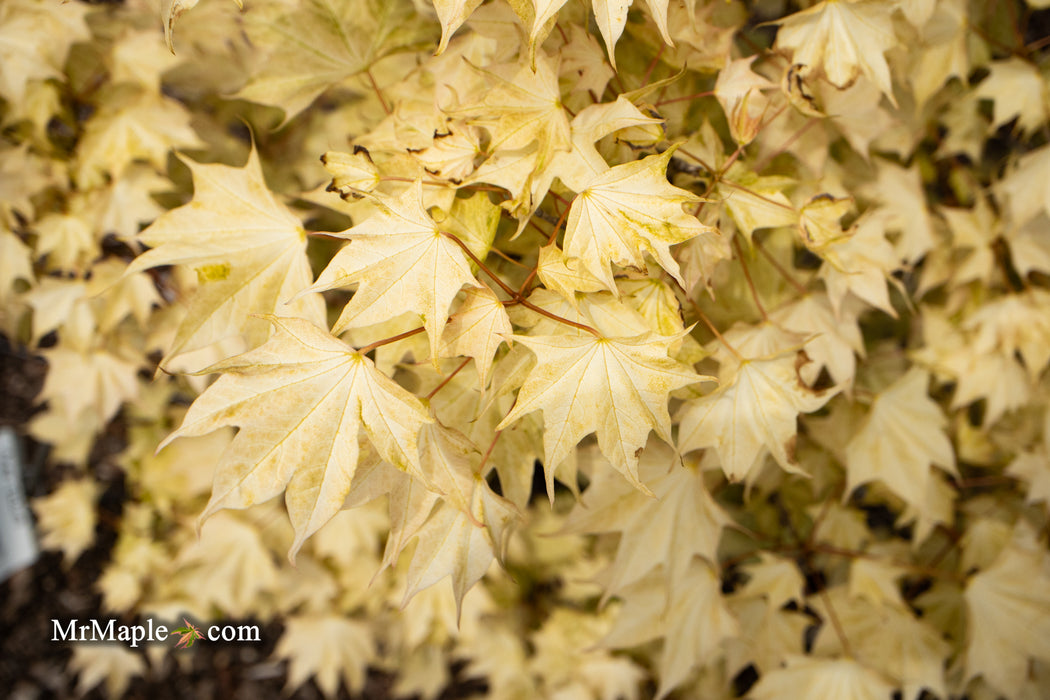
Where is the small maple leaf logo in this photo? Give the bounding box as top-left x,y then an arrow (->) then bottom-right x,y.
172,619 -> 203,649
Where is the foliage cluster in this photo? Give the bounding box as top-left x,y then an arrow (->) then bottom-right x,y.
5,0 -> 1050,698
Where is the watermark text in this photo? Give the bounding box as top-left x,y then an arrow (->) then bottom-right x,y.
51,618 -> 261,648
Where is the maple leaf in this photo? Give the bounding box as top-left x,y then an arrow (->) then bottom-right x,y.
591,0 -> 673,69
497,332 -> 709,493
975,57 -> 1049,135
0,0 -> 89,107
433,0 -> 484,54
171,619 -> 204,649
964,534 -> 1050,698
603,562 -> 739,699
749,655 -> 895,700
236,0 -> 437,123
304,180 -> 481,363
456,53 -> 571,171
70,646 -> 146,699
163,316 -> 432,559
774,0 -> 899,106
163,0 -> 243,53
74,86 -> 204,189
402,478 -> 518,616
127,147 -> 324,362
812,587 -> 951,700
819,211 -> 899,317
563,443 -> 730,598
274,615 -> 375,698
715,57 -> 775,145
0,228 -> 33,303
438,286 -> 512,388
678,351 -> 829,484
564,148 -> 716,292
998,144 -> 1050,226
32,478 -> 99,565
844,368 -> 956,509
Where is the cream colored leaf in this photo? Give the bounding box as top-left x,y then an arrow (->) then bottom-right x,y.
812,588 -> 951,700
820,211 -> 898,317
497,332 -> 708,492
565,148 -> 715,291
176,511 -> 279,616
964,538 -> 1050,698
0,227 -> 33,302
0,0 -> 89,106
439,286 -> 512,388
458,53 -> 571,168
725,598 -> 808,676
775,0 -> 899,105
274,615 -> 375,698
998,144 -> 1050,226
974,57 -> 1049,134
771,293 -> 864,389
127,147 -> 324,361
236,0 -> 435,123
307,180 -> 480,363
402,480 -> 518,616
32,478 -> 99,565
74,87 -> 203,189
71,646 -> 146,699
563,443 -> 731,597
321,147 -> 380,197
37,346 -> 139,426
678,352 -> 829,483
593,0 -> 631,69
433,0 -> 485,54
537,242 -> 609,306
749,655 -> 894,700
844,368 -> 955,509
715,57 -> 775,145
604,562 -> 739,699
736,553 -> 805,610
165,317 -> 432,559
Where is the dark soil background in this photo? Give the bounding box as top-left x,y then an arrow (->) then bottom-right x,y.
0,336 -> 486,700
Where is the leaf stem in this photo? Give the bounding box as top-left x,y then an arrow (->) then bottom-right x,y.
641,44 -> 665,89
817,588 -> 854,658
692,302 -> 744,362
441,231 -> 602,337
517,197 -> 573,296
366,70 -> 391,115
425,357 -> 472,400
734,236 -> 769,321
358,326 -> 425,354
754,235 -> 808,295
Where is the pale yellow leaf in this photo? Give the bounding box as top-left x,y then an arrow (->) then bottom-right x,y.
497,332 -> 708,492
128,146 -> 324,361
165,317 -> 432,559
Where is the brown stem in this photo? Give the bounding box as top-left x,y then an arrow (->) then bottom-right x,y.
442,231 -> 602,337
425,357 -> 472,400
755,236 -> 808,295
692,303 -> 744,362
642,44 -> 665,88
752,116 -> 820,173
733,236 -> 768,321
517,197 -> 573,296
818,588 -> 854,658
366,70 -> 391,116
358,326 -> 425,354
477,429 -> 503,476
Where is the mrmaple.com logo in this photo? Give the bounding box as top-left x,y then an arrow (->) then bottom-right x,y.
51,618 -> 260,648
